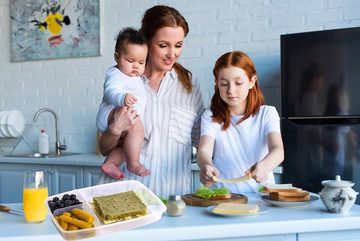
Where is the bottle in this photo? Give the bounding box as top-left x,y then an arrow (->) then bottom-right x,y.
38,129 -> 49,154
166,195 -> 186,217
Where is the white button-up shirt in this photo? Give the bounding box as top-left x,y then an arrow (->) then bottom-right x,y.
98,69 -> 205,198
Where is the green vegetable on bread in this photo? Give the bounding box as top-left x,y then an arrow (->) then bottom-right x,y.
195,186 -> 229,199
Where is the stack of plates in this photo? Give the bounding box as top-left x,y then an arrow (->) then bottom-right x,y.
0,110 -> 25,138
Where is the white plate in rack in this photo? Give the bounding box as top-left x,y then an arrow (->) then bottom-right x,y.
0,111 -> 10,138
6,110 -> 25,138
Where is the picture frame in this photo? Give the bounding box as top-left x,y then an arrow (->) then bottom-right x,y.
10,0 -> 100,62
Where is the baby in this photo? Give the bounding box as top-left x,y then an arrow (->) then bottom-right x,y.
96,27 -> 150,179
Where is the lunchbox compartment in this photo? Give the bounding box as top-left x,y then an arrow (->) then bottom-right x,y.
46,180 -> 166,240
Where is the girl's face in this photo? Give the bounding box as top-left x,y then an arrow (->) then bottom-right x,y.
147,26 -> 185,72
216,66 -> 256,115
115,43 -> 148,77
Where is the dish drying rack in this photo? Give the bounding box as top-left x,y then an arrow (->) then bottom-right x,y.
0,124 -> 36,155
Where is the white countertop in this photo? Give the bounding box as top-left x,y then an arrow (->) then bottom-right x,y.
1,194 -> 360,241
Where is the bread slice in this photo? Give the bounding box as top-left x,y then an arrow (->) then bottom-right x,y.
269,191 -> 310,202
93,191 -> 147,223
213,203 -> 259,214
264,185 -> 302,193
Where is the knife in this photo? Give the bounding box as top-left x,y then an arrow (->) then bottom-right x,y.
212,174 -> 252,184
0,204 -> 23,215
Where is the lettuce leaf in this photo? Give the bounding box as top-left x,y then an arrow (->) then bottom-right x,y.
195,186 -> 229,199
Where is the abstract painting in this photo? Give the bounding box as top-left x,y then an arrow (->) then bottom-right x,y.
10,0 -> 100,62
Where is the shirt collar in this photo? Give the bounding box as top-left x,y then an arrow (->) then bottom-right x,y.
141,68 -> 176,82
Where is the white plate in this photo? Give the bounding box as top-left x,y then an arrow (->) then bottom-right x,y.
0,111 -> 10,138
6,110 -> 25,137
261,195 -> 319,207
206,204 -> 269,217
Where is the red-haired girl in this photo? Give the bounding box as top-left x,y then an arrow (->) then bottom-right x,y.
197,51 -> 284,193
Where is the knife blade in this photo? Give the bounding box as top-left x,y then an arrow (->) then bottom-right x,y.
212,174 -> 252,184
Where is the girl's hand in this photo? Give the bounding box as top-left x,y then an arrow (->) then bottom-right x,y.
124,94 -> 138,107
200,164 -> 219,187
245,162 -> 269,183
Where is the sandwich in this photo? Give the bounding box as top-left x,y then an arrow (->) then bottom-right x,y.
262,183 -> 302,193
269,190 -> 310,202
93,191 -> 147,224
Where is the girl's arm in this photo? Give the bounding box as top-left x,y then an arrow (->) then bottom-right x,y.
246,132 -> 284,183
197,135 -> 219,186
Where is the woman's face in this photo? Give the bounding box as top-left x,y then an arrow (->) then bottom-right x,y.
216,66 -> 256,115
147,26 -> 185,72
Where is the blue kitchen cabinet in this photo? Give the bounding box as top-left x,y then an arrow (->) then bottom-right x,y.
0,163 -> 51,203
0,163 -> 100,203
50,165 -> 83,195
83,166 -> 101,187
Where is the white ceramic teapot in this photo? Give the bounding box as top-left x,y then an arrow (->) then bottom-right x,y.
319,175 -> 358,213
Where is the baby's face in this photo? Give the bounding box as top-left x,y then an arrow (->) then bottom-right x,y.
115,43 -> 148,77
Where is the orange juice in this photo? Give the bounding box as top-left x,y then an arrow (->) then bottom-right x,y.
23,187 -> 48,222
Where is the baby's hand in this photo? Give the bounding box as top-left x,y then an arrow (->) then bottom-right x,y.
124,94 -> 138,107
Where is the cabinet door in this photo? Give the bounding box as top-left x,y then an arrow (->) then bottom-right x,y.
0,163 -> 50,203
83,166 -> 101,187
50,165 -> 83,195
298,230 -> 360,241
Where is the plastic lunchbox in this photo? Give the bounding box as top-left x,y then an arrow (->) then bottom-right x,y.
46,180 -> 167,240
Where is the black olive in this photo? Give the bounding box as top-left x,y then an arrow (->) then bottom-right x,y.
70,194 -> 77,200
48,201 -> 56,209
52,197 -> 60,202
55,200 -> 61,207
62,194 -> 70,200
64,200 -> 72,207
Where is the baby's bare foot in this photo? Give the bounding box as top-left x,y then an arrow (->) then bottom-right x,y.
127,163 -> 151,177
101,162 -> 125,179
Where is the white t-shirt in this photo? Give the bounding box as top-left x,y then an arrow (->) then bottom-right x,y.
96,66 -> 147,132
201,105 -> 281,193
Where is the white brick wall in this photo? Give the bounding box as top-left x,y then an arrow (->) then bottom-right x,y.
0,0 -> 359,153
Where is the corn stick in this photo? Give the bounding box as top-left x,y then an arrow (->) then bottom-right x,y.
71,208 -> 95,223
59,215 -> 92,229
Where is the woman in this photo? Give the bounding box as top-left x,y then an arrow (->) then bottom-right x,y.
197,51 -> 284,193
98,5 -> 205,198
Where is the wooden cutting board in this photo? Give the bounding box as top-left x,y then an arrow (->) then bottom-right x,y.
182,193 -> 248,207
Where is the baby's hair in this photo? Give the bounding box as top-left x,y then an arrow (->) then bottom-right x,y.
115,27 -> 148,53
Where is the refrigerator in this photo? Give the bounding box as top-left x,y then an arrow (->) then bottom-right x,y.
280,27 -> 360,203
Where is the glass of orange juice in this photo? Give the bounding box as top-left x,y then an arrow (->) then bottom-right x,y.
23,170 -> 49,223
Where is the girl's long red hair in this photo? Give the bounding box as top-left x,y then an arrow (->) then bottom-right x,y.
211,51 -> 265,130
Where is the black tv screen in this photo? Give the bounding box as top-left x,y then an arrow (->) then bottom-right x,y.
281,27 -> 360,118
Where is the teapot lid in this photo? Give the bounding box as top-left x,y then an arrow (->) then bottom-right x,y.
321,175 -> 354,188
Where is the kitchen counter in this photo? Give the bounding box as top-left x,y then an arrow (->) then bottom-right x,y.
0,153 -> 104,166
1,194 -> 360,241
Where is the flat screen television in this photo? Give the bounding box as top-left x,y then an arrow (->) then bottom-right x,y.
281,27 -> 360,203
281,27 -> 360,119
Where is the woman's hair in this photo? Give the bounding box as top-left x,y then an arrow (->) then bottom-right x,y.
211,51 -> 265,130
140,5 -> 192,92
